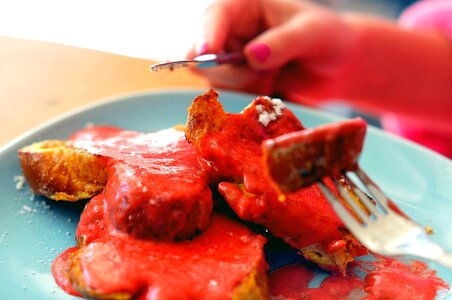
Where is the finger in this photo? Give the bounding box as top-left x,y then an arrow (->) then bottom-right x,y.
193,65 -> 275,95
274,63 -> 330,104
197,65 -> 258,89
273,64 -> 309,101
186,45 -> 197,60
245,11 -> 351,70
195,0 -> 234,55
195,0 -> 264,55
244,15 -> 320,69
259,0 -> 317,27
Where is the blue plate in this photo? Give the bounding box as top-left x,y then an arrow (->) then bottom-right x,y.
0,89 -> 451,299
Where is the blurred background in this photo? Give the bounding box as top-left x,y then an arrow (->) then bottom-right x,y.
0,0 -> 417,61
0,0 -> 426,145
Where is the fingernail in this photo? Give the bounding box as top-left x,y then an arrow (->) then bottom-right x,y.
248,43 -> 271,63
197,42 -> 209,55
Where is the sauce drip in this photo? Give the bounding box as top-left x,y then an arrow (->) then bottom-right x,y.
52,126 -> 268,299
69,127 -> 215,240
53,207 -> 268,299
269,257 -> 448,300
186,92 -> 367,273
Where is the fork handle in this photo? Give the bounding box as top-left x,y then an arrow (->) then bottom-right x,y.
411,236 -> 452,270
394,231 -> 452,270
215,52 -> 246,65
430,251 -> 452,270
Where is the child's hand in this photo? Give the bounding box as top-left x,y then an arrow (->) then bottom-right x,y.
187,0 -> 354,98
187,0 -> 452,132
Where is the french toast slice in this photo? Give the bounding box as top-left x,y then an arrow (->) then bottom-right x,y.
18,127 -> 215,242
53,211 -> 268,300
18,140 -> 107,201
262,118 -> 367,193
185,89 -> 367,274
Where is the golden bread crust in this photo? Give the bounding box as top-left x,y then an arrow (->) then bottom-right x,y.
18,140 -> 107,201
185,89 -> 227,149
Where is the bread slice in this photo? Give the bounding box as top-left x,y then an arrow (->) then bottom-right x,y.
185,89 -> 367,274
53,213 -> 268,300
19,127 -> 216,242
18,140 -> 107,201
262,118 -> 367,193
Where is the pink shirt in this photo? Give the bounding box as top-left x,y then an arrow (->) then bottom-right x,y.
382,0 -> 452,158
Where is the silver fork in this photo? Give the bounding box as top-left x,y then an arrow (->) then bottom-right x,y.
149,52 -> 245,72
317,166 -> 452,269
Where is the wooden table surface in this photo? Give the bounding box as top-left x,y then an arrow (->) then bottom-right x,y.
0,36 -> 208,147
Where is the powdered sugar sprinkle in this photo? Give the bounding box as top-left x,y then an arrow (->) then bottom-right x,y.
255,98 -> 285,127
14,175 -> 26,190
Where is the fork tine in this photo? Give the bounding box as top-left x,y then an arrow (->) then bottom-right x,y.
317,181 -> 367,237
320,173 -> 452,269
342,173 -> 383,218
328,178 -> 371,225
354,167 -> 390,214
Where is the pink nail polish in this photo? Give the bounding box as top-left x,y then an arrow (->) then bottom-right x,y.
197,42 -> 209,55
248,43 -> 271,63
